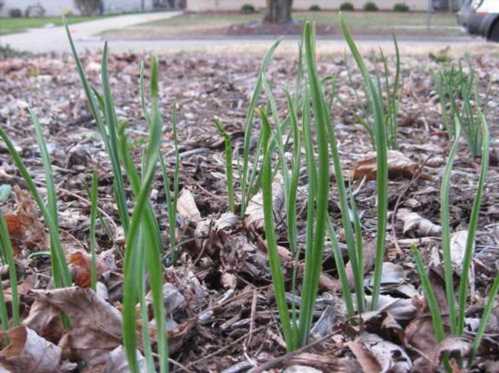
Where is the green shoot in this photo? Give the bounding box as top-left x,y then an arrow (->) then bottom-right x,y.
298,22 -> 330,345
240,40 -> 280,217
0,212 -> 20,327
440,117 -> 461,335
469,275 -> 499,364
160,106 -> 180,263
89,172 -> 99,291
260,108 -> 297,351
340,14 -> 388,311
457,113 -> 489,335
66,25 -> 130,233
214,119 -> 236,214
120,57 -> 168,373
412,246 -> 446,342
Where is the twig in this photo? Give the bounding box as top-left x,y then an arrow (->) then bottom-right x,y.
248,330 -> 340,373
186,326 -> 266,367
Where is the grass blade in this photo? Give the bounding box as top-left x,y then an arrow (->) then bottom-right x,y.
0,212 -> 19,326
412,247 -> 446,342
240,40 -> 280,216
469,275 -> 499,364
31,110 -> 72,288
299,22 -> 330,345
214,119 -> 236,213
457,113 -> 489,335
440,117 -> 461,334
89,172 -> 99,291
340,14 -> 388,310
260,108 -> 297,350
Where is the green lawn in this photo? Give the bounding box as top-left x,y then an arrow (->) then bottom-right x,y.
100,11 -> 460,39
0,16 -> 103,35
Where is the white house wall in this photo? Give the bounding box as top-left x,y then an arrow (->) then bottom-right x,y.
0,0 -> 79,16
102,0 -> 154,13
0,0 -> 156,16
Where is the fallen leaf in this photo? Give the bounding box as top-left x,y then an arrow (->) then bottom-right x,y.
283,363 -> 323,373
4,186 -> 46,253
450,230 -> 470,273
435,337 -> 470,366
0,326 -> 75,372
350,332 -> 412,373
31,287 -> 122,367
352,150 -> 419,181
397,208 -> 441,237
68,250 -> 107,288
177,188 -> 202,224
0,184 -> 11,203
348,337 -> 381,373
346,240 -> 375,289
103,346 -> 145,373
23,299 -> 63,343
244,179 -> 284,230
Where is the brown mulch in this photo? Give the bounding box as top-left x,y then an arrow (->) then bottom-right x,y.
0,48 -> 498,372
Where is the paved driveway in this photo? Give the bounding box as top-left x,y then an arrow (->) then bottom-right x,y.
0,12 -> 181,54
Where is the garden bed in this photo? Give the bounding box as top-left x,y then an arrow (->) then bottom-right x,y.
0,38 -> 498,372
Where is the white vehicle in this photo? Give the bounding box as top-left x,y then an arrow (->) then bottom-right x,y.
457,0 -> 499,41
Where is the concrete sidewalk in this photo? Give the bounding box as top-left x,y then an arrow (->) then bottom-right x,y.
0,11 -> 181,54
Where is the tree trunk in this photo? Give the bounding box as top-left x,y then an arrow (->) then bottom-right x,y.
264,0 -> 293,24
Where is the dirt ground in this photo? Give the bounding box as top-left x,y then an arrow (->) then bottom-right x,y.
0,48 -> 498,372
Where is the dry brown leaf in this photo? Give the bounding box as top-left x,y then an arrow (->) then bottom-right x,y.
397,208 -> 441,237
346,240 -> 375,289
177,188 -> 202,224
347,337 -> 381,373
31,287 -> 122,367
68,250 -> 108,288
450,230 -> 469,273
404,316 -> 438,370
103,346 -> 145,373
350,332 -> 412,373
5,186 -> 46,254
244,180 -> 284,230
0,326 -> 75,372
352,150 -> 419,181
23,299 -> 63,343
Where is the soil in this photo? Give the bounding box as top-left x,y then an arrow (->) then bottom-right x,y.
0,49 -> 498,372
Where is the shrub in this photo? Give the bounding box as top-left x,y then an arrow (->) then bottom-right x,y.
393,3 -> 410,12
363,2 -> 379,11
25,4 -> 46,17
241,3 -> 256,14
73,0 -> 102,16
339,2 -> 355,11
8,8 -> 22,17
309,5 -> 321,11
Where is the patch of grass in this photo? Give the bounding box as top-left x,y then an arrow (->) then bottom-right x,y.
0,16 -> 103,35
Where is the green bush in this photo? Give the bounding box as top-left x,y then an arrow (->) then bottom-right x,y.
309,5 -> 321,11
363,2 -> 379,11
339,2 -> 355,11
8,8 -> 22,17
393,3 -> 410,12
241,3 -> 256,14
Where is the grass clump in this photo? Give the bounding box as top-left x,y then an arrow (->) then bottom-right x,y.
435,63 -> 483,156
413,113 -> 498,369
67,26 -> 170,372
